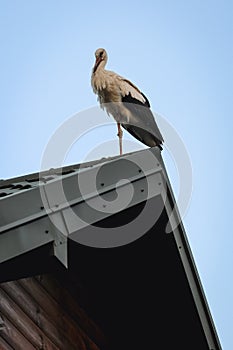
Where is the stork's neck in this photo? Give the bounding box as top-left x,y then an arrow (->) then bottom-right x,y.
93,60 -> 106,74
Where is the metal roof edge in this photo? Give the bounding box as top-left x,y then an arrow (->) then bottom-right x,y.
160,156 -> 222,350
0,148 -> 146,186
0,146 -> 222,349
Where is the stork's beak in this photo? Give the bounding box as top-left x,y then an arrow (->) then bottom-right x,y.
93,56 -> 102,73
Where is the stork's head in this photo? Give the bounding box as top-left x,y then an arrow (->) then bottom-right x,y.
93,48 -> 107,73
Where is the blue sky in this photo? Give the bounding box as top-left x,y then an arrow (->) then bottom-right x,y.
1,1 -> 233,348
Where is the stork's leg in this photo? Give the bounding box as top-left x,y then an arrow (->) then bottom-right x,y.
117,123 -> 123,155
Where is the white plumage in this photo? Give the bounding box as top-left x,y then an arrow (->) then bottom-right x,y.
91,48 -> 163,155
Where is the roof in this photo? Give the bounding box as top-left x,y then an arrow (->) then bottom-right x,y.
0,155 -> 121,198
0,147 -> 222,350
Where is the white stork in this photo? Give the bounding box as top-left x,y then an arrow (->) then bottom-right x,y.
91,48 -> 163,155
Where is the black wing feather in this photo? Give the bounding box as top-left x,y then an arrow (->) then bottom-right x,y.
121,92 -> 163,149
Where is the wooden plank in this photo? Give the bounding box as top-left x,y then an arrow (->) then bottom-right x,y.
0,288 -> 59,350
0,314 -> 36,350
36,274 -> 106,347
0,334 -> 14,350
0,281 -> 79,350
19,278 -> 100,350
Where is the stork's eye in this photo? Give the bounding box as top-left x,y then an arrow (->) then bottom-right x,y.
99,51 -> 103,57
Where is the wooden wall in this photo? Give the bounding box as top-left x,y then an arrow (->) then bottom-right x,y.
0,274 -> 106,350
